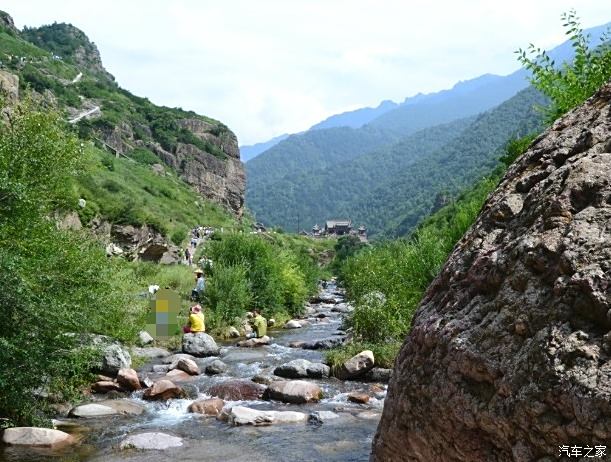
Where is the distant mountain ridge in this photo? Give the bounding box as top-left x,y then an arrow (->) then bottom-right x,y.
240,133 -> 289,162
246,21 -> 610,235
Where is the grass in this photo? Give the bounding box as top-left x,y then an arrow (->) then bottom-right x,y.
69,144 -> 238,241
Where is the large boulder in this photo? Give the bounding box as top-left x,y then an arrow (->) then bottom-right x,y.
208,379 -> 266,401
2,427 -> 74,447
283,320 -> 302,329
372,84 -> 611,461
143,380 -> 185,401
182,333 -> 219,357
101,344 -> 131,376
274,359 -> 330,379
137,330 -> 154,346
120,432 -> 183,450
333,350 -> 374,380
69,403 -> 117,418
264,380 -> 323,404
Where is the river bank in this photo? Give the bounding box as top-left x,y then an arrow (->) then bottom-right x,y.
1,281 -> 386,462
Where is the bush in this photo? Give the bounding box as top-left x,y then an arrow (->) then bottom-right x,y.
0,97 -> 146,426
170,227 -> 188,246
206,233 -> 312,320
204,263 -> 252,325
517,10 -> 611,122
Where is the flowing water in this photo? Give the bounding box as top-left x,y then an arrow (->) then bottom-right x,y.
1,283 -> 383,461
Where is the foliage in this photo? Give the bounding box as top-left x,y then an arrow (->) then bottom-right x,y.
247,87 -> 546,236
204,233 -> 325,323
204,263 -> 252,325
517,10 -> 611,122
330,235 -> 368,271
0,98 -> 145,426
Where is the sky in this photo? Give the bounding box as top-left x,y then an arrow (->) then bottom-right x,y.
3,1 -> 610,145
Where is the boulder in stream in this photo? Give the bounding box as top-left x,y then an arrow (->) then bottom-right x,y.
208,379 -> 266,401
284,320 -> 302,329
100,344 -> 131,376
137,330 -> 154,346
2,427 -> 75,448
333,350 -> 374,380
120,432 -> 183,450
143,379 -> 185,400
164,369 -> 195,382
117,368 -> 141,391
221,406 -> 307,426
69,403 -> 117,418
274,359 -> 330,379
309,411 -> 340,424
236,335 -> 270,347
205,359 -> 228,375
173,357 -> 200,375
347,392 -> 370,404
188,398 -> 225,416
264,380 -> 323,404
91,381 -> 123,394
182,332 -> 220,357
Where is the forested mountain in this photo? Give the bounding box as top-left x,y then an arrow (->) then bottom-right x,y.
246,21 -> 609,235
248,86 -> 546,235
240,133 -> 289,162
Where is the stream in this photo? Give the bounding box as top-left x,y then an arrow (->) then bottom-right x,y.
1,282 -> 383,462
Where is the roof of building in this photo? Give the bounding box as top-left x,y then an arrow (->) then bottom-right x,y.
326,220 -> 352,228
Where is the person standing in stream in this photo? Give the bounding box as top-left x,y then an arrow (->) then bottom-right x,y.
247,309 -> 267,338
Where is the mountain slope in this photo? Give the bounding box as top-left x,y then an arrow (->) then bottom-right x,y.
246,116 -> 475,232
0,12 -> 246,252
0,15 -> 245,218
248,86 -> 546,235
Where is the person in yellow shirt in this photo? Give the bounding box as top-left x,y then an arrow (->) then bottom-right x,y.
183,304 -> 205,333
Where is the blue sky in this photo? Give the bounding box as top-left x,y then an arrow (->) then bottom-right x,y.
4,1 -> 610,144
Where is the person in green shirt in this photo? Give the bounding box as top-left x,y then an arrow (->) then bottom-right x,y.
248,309 -> 267,338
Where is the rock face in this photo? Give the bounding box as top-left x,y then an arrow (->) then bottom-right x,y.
182,333 -> 220,357
372,84 -> 611,462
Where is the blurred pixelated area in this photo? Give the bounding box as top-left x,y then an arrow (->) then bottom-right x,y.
146,288 -> 181,338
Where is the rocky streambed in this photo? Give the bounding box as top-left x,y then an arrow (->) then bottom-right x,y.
1,282 -> 388,462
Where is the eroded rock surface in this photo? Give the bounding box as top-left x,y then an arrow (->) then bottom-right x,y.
372,84 -> 611,461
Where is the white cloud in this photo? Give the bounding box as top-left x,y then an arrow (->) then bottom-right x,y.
3,0 -> 610,144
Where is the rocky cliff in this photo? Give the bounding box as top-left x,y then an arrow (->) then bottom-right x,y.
372,83 -> 611,461
1,13 -> 245,217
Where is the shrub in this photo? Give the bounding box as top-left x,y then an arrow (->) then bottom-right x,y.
170,227 -> 188,245
204,263 -> 252,325
517,10 -> 611,122
0,97 -> 145,426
